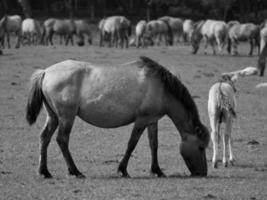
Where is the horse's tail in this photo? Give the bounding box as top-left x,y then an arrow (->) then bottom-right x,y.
26,69 -> 45,125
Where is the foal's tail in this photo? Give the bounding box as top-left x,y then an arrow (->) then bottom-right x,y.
26,69 -> 45,125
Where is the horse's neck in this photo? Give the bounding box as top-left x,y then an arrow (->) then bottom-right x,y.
166,97 -> 193,138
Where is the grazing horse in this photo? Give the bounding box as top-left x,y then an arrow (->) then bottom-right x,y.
21,18 -> 42,46
227,23 -> 260,56
99,16 -> 131,48
74,20 -> 92,46
158,16 -> 182,44
208,76 -> 237,168
43,18 -> 76,46
146,20 -> 172,46
26,56 -> 209,178
183,19 -> 194,44
135,20 -> 147,48
191,20 -> 227,54
0,15 -> 22,48
258,26 -> 267,76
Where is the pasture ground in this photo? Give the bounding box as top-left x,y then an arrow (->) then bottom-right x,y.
0,37 -> 267,200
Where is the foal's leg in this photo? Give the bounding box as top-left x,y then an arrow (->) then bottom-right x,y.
56,117 -> 85,178
6,32 -> 10,48
118,122 -> 146,177
226,117 -> 235,166
38,106 -> 58,178
210,114 -> 220,168
147,123 -> 165,177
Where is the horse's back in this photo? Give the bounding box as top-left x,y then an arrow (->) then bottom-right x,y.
136,20 -> 146,36
53,19 -> 75,33
202,20 -> 226,36
42,59 -> 165,128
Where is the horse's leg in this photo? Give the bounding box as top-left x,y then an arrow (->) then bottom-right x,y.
6,32 -> 10,48
249,38 -> 253,56
210,114 -> 220,168
56,117 -> 85,178
226,117 -> 235,166
118,122 -> 146,177
38,105 -> 58,178
70,34 -> 74,46
233,39 -> 238,55
203,37 -> 209,54
147,123 -> 165,177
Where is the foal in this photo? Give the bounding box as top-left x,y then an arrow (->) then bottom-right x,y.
208,76 -> 237,168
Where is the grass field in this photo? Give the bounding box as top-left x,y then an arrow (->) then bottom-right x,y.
0,37 -> 267,200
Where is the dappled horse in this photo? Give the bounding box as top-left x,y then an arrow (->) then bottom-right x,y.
208,75 -> 237,168
258,25 -> 267,76
159,16 -> 183,44
146,20 -> 172,46
0,15 -> 22,48
21,18 -> 42,46
42,18 -> 76,46
99,16 -> 131,48
183,19 -> 194,44
75,20 -> 92,46
26,56 -> 209,178
191,20 -> 227,54
227,22 -> 260,56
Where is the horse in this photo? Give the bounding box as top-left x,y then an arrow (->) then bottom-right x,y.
258,26 -> 267,76
183,19 -> 194,44
135,20 -> 147,48
21,18 -> 42,46
227,23 -> 260,56
26,56 -> 209,178
146,20 -> 172,46
208,75 -> 237,168
74,20 -> 92,46
191,20 -> 228,55
99,16 -> 131,48
158,16 -> 183,44
0,15 -> 22,48
42,18 -> 76,46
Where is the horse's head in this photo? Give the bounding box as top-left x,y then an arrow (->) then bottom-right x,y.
180,123 -> 209,176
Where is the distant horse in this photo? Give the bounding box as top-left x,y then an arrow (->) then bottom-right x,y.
208,76 -> 236,168
0,15 -> 22,48
191,20 -> 228,54
26,56 -> 209,178
183,19 -> 194,44
43,18 -> 76,46
21,18 -> 42,45
135,20 -> 147,48
99,16 -> 131,48
74,20 -> 92,46
146,20 -> 173,46
227,23 -> 260,56
258,26 -> 267,76
158,16 -> 182,44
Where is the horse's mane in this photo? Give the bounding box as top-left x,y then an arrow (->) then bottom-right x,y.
139,56 -> 200,124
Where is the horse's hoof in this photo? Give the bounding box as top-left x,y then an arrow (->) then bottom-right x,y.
69,170 -> 86,178
223,161 -> 228,168
212,161 -> 218,169
117,167 -> 130,178
38,169 -> 53,179
229,159 -> 235,166
151,170 -> 166,178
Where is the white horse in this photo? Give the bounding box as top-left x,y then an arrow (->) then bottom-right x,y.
21,18 -> 42,45
258,25 -> 267,76
208,76 -> 236,168
0,15 -> 22,48
135,20 -> 147,48
183,19 -> 194,44
192,20 -> 228,54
